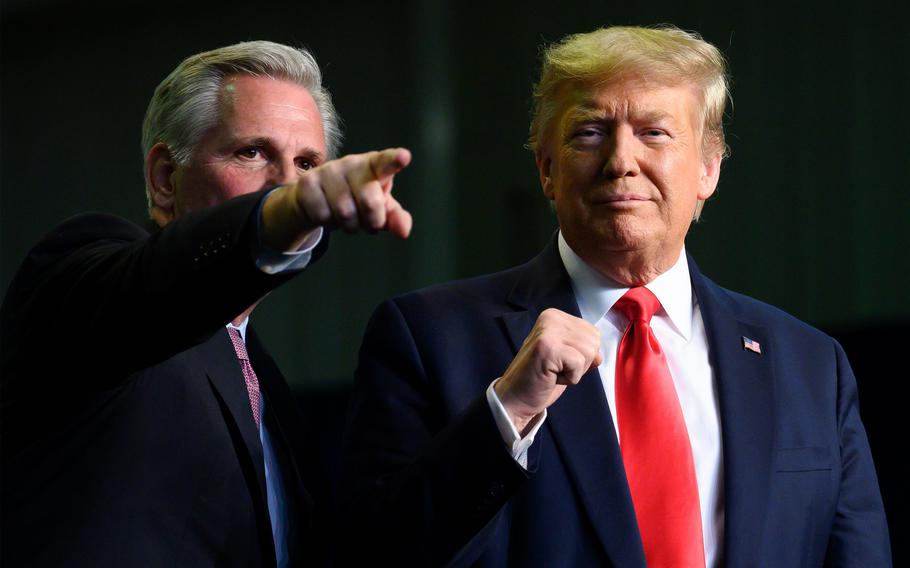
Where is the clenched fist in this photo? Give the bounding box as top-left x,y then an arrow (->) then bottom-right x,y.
495,308 -> 603,434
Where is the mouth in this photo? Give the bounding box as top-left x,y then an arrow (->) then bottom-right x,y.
590,195 -> 650,207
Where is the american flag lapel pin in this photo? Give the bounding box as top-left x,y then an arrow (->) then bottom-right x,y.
742,336 -> 762,354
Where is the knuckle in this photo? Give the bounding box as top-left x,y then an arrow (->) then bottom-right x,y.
321,160 -> 343,175
334,198 -> 356,219
540,308 -> 560,320
585,334 -> 600,351
536,309 -> 558,329
295,173 -> 319,194
529,339 -> 551,362
568,349 -> 584,367
308,206 -> 331,225
368,215 -> 385,231
360,191 -> 384,211
535,334 -> 557,353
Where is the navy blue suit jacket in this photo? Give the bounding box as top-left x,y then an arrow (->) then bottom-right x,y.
341,238 -> 890,567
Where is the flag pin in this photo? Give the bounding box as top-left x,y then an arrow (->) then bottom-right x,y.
742,336 -> 762,354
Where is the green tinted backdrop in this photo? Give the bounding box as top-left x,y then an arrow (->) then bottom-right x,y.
2,0 -> 908,387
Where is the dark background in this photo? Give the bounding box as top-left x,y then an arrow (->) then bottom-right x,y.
2,0 -> 907,561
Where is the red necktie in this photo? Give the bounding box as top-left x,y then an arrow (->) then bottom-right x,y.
227,327 -> 262,429
614,287 -> 705,567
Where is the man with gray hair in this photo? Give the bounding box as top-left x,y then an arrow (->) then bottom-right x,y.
1,41 -> 410,566
341,26 -> 891,566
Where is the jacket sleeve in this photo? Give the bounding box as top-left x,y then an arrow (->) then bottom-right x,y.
1,190 -> 326,392
824,339 -> 892,566
340,298 -> 533,567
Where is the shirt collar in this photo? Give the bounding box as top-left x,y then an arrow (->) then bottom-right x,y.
557,231 -> 694,341
227,317 -> 250,342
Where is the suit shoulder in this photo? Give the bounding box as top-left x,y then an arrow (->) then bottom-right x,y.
707,280 -> 835,344
22,213 -> 148,263
5,212 -> 144,281
5,213 -> 147,291
388,263 -> 526,314
42,212 -> 147,246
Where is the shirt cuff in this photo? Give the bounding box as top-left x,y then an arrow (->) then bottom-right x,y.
253,187 -> 324,275
255,227 -> 323,274
485,378 -> 546,470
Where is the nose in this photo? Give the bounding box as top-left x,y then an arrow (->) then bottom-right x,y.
602,126 -> 640,179
265,157 -> 299,188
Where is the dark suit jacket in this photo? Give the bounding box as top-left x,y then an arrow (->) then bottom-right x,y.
1,192 -> 327,567
341,238 -> 891,567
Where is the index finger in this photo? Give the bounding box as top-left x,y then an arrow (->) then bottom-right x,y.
368,147 -> 412,186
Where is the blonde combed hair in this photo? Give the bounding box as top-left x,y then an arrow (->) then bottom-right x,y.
528,25 -> 730,159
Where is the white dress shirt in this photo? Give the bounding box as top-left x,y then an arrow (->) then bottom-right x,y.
487,232 -> 724,566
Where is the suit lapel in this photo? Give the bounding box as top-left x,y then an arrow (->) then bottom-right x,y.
246,328 -> 315,519
500,240 -> 646,567
688,256 -> 775,565
201,329 -> 271,527
548,370 -> 646,566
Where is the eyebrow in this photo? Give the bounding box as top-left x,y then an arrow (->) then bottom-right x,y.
564,106 -> 674,125
301,148 -> 325,165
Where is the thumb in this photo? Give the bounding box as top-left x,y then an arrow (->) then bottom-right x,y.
385,194 -> 412,239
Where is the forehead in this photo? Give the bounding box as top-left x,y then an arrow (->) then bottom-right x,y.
216,75 -> 326,144
220,74 -> 313,109
557,76 -> 701,125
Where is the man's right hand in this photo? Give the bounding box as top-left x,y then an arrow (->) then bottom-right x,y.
495,308 -> 602,434
261,147 -> 412,251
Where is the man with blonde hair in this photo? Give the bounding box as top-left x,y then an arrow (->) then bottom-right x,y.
341,26 -> 890,566
2,40 -> 411,567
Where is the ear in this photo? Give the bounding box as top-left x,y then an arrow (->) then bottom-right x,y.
146,143 -> 178,227
693,151 -> 722,220
698,151 -> 722,201
535,148 -> 555,200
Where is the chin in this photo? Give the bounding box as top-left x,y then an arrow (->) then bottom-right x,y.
593,219 -> 655,251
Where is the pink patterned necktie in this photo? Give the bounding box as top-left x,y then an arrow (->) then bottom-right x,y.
227,327 -> 262,429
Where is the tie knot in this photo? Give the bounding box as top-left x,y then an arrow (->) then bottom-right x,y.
614,287 -> 661,323
227,327 -> 249,361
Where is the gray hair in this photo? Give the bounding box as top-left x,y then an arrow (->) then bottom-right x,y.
529,25 -> 730,159
142,40 -> 343,202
